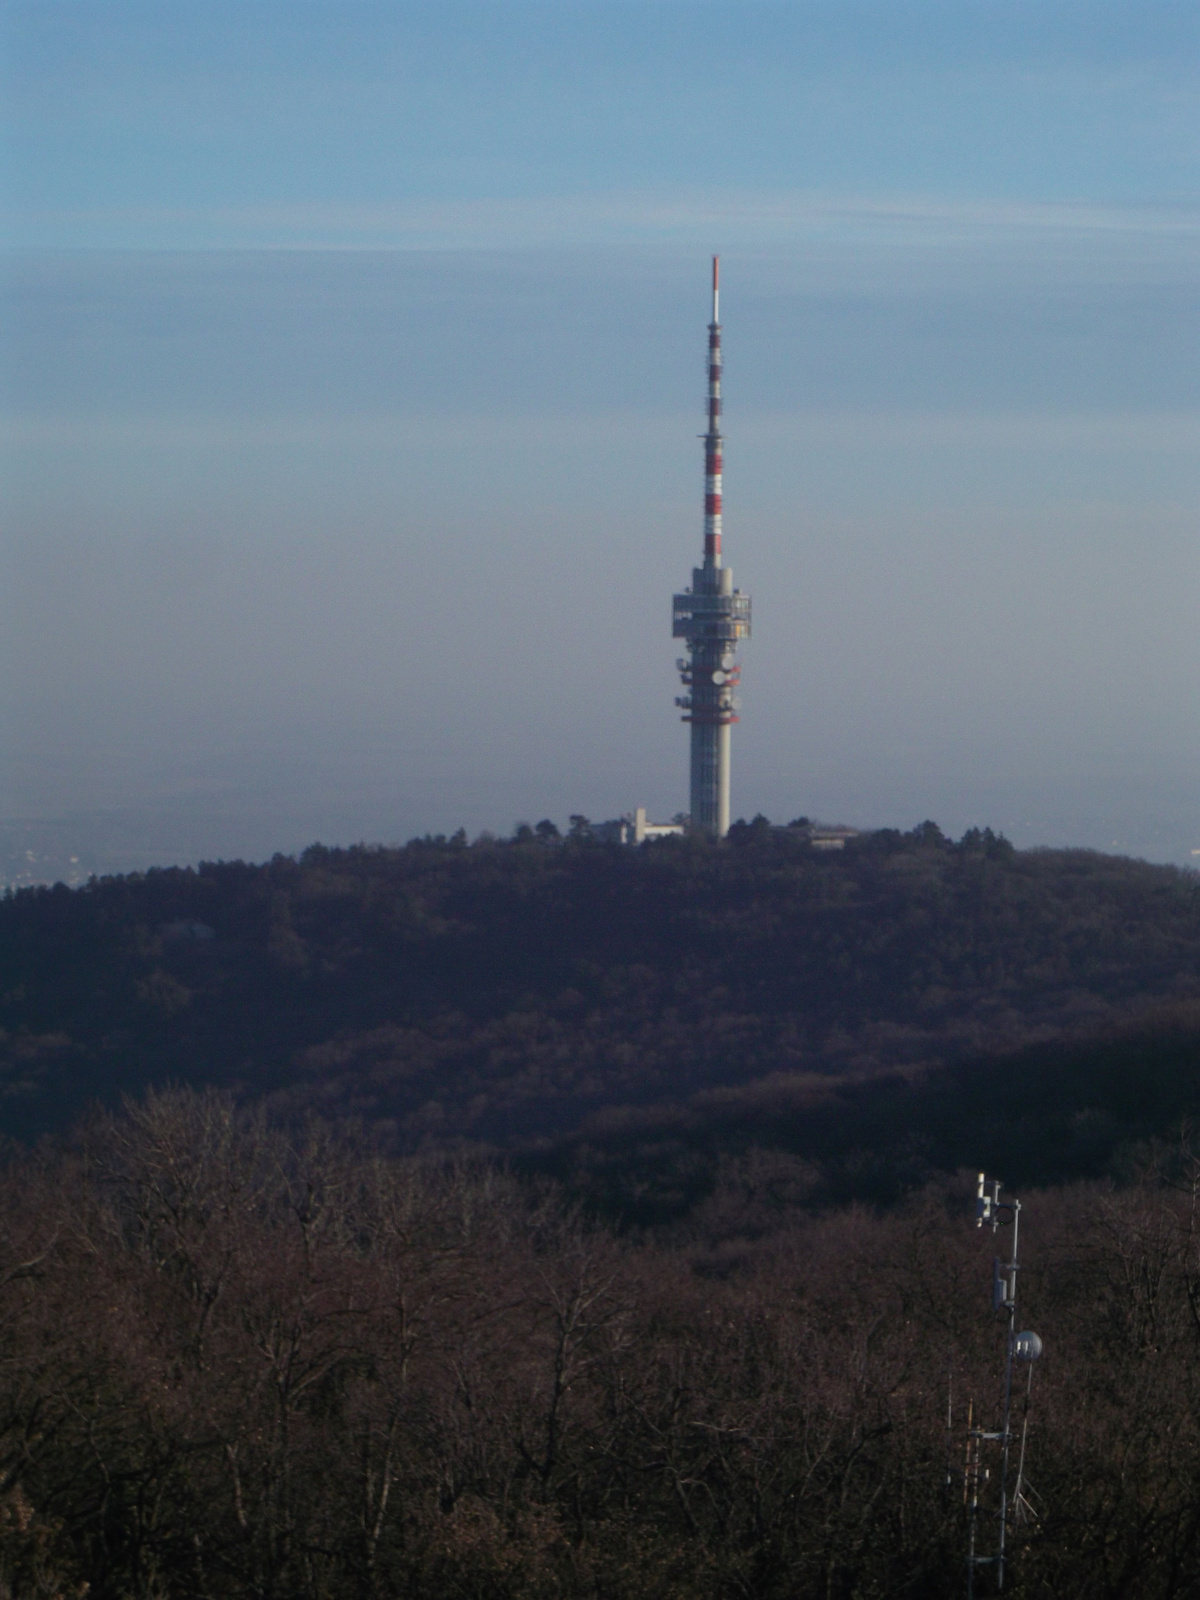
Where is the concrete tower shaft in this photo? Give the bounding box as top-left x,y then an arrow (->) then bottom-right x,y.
672,257 -> 751,838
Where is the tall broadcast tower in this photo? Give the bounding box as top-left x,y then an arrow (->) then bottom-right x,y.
673,257 -> 752,838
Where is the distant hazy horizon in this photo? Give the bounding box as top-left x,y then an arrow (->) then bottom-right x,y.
4,3 -> 1198,881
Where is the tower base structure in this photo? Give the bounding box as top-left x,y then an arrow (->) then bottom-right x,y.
673,564 -> 750,840
690,721 -> 731,839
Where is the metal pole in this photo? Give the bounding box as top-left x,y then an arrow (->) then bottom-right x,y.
997,1199 -> 1020,1589
1012,1365 -> 1035,1524
965,1398 -> 978,1600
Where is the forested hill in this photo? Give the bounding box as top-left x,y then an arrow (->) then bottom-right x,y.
5,819 -> 1200,1213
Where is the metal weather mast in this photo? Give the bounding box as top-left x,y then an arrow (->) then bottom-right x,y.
672,257 -> 751,837
963,1173 -> 1045,1596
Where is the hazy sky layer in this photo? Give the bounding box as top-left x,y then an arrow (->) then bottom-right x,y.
2,2 -> 1199,871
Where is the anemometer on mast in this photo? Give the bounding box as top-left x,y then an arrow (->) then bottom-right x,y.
963,1173 -> 1044,1597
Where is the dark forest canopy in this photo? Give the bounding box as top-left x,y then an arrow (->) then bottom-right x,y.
9,824 -> 1200,1594
4,819 -> 1200,1218
5,1088 -> 1200,1598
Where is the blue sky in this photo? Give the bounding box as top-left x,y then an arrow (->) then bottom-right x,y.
5,2 -> 1198,238
2,2 -> 1199,873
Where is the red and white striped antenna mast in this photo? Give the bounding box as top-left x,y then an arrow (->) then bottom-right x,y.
704,255 -> 723,568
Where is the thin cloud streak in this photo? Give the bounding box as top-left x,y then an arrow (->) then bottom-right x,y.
12,191 -> 1200,257
3,409 -> 1198,451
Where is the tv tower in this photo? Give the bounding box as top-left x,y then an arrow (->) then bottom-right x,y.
673,257 -> 751,838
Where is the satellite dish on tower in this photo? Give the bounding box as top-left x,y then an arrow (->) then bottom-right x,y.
1014,1330 -> 1043,1362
